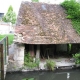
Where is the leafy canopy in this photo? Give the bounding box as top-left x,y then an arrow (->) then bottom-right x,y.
32,0 -> 39,2
61,0 -> 80,19
61,0 -> 80,35
2,5 -> 16,24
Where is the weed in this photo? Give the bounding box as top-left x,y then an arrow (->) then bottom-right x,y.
24,53 -> 40,69
73,53 -> 80,64
45,59 -> 56,71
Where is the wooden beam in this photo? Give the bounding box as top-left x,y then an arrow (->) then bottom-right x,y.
0,44 -> 4,80
29,45 -> 34,57
7,37 -> 9,55
36,45 -> 40,59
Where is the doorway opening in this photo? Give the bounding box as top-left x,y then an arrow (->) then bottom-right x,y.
24,44 -> 80,59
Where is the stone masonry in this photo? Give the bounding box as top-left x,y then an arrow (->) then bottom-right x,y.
7,43 -> 24,71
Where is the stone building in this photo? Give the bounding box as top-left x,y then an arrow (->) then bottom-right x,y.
13,1 -> 80,67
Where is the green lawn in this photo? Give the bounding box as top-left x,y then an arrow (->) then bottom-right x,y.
0,34 -> 14,45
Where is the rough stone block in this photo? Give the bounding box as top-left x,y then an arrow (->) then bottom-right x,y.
16,57 -> 24,61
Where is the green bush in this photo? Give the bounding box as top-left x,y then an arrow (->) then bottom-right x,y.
24,62 -> 38,69
73,53 -> 80,64
24,53 -> 40,69
72,19 -> 80,35
24,53 -> 33,63
61,0 -> 80,35
61,0 -> 80,19
45,59 -> 56,71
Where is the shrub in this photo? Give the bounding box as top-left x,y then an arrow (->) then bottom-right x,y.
24,62 -> 38,69
45,59 -> 56,71
61,0 -> 80,35
24,53 -> 40,69
71,19 -> 80,35
73,53 -> 80,64
24,53 -> 33,63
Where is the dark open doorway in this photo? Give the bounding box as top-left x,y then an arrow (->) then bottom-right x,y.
40,44 -> 69,59
24,44 -> 80,59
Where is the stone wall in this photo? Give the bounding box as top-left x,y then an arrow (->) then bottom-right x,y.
7,43 -> 25,71
13,43 -> 24,67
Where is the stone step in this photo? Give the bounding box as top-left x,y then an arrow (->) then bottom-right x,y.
56,61 -> 75,67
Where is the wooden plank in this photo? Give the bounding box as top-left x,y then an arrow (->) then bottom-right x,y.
0,45 -> 1,80
36,45 -> 40,59
0,71 -> 1,80
0,36 -> 8,80
29,45 -> 35,57
0,44 -> 4,80
7,37 -> 9,55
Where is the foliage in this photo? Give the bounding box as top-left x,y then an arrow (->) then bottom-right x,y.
61,0 -> 80,35
22,78 -> 35,80
45,59 -> 56,71
0,34 -> 14,45
2,5 -> 16,24
61,0 -> 80,19
24,53 -> 40,69
69,44 -> 72,52
24,53 -> 33,62
73,53 -> 80,64
35,58 -> 40,66
24,62 -> 38,69
72,19 -> 80,35
32,0 -> 39,2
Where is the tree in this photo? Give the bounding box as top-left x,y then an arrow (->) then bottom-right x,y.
61,0 -> 80,19
32,0 -> 39,2
2,5 -> 16,24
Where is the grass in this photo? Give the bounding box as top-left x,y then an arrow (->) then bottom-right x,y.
71,19 -> 80,35
0,34 -> 14,45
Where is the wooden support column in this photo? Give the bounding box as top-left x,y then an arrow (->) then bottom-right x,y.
36,45 -> 40,59
29,45 -> 34,57
67,44 -> 69,54
0,44 -> 4,80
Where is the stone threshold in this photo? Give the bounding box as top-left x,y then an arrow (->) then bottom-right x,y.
7,57 -> 76,72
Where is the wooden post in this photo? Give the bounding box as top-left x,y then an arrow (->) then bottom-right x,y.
0,45 -> 1,80
29,45 -> 34,57
67,44 -> 69,54
0,44 -> 4,80
7,37 -> 9,55
36,45 -> 40,59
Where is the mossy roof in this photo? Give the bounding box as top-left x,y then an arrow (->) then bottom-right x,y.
15,1 -> 80,44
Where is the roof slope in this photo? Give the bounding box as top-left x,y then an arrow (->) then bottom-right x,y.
14,1 -> 80,44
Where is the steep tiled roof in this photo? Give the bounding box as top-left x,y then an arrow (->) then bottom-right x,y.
14,1 -> 80,44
